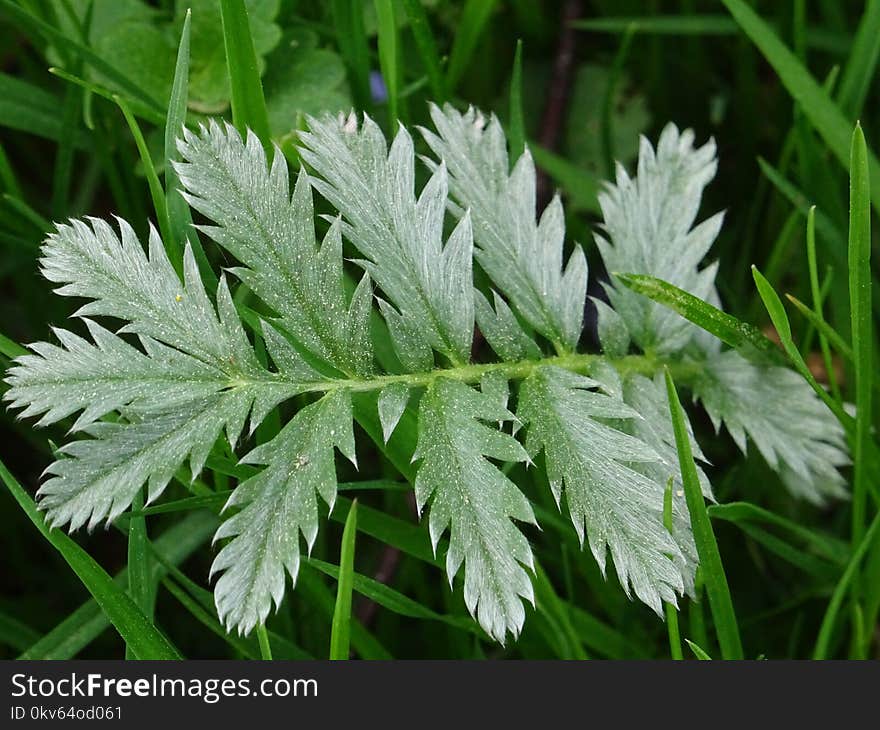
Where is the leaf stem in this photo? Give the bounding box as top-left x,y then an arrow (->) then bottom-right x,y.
256,624 -> 273,660
235,352 -> 703,398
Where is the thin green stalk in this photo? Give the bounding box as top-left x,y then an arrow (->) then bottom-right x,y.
223,350 -> 701,398
601,23 -> 636,179
114,96 -> 177,271
331,0 -> 371,110
663,480 -> 683,660
256,625 -> 273,660
402,0 -> 446,102
219,0 -> 272,155
51,81 -> 80,220
446,0 -> 498,94
722,0 -> 880,216
2,193 -> 50,232
752,265 -> 851,427
813,510 -> 880,658
125,490 -> 152,660
848,123 -> 872,550
374,0 -> 400,127
508,39 -> 525,165
0,142 -> 22,198
804,206 -> 842,400
164,8 -> 213,285
665,370 -> 743,660
329,500 -> 358,660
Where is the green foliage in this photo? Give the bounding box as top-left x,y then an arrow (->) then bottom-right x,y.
4,102 -> 851,645
1,1 -> 877,661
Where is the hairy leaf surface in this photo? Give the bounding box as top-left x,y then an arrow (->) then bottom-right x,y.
423,104 -> 587,353
414,378 -> 535,642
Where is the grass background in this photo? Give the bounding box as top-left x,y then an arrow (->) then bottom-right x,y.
0,0 -> 877,659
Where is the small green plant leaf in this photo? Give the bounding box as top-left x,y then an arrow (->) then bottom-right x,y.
423,104 -> 587,353
212,390 -> 355,635
518,366 -> 692,613
329,499 -> 358,659
665,370 -> 743,660
414,379 -> 534,643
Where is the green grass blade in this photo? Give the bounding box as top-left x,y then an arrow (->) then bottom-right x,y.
0,458 -> 181,659
686,638 -> 713,660
533,561 -> 588,659
114,95 -> 177,272
331,0 -> 372,110
402,0 -> 446,102
709,502 -> 848,565
813,510 -> 880,658
508,39 -> 525,164
1,326 -> 34,365
0,72 -> 83,142
125,490 -> 152,660
572,15 -> 738,35
50,81 -> 80,220
756,157 -> 847,256
164,8 -> 209,284
663,480 -> 683,660
0,141 -> 22,198
847,123 -> 872,549
160,577 -> 258,658
446,0 -> 498,94
803,205 -> 842,400
836,0 -> 880,117
566,604 -> 650,659
307,557 -> 478,633
299,568 -> 392,660
751,265 -> 849,424
0,610 -> 40,652
2,193 -> 51,233
18,512 -> 216,659
787,294 -> 853,361
330,499 -> 358,660
615,272 -> 786,363
721,0 -> 880,215
665,371 -> 743,660
373,0 -> 400,127
47,67 -> 165,125
219,0 -> 272,154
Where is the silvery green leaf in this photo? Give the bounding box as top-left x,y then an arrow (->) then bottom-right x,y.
4,320 -> 226,431
422,104 -> 587,352
211,389 -> 355,635
413,379 -> 535,643
298,113 -> 474,366
41,219 -> 260,372
38,389 -> 254,532
175,121 -> 372,376
377,381 -> 410,443
596,123 -> 723,355
9,216 -> 306,531
518,366 -> 687,613
694,350 -> 849,504
474,290 -> 541,362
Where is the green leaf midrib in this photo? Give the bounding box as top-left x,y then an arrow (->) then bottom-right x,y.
257,351 -> 702,396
